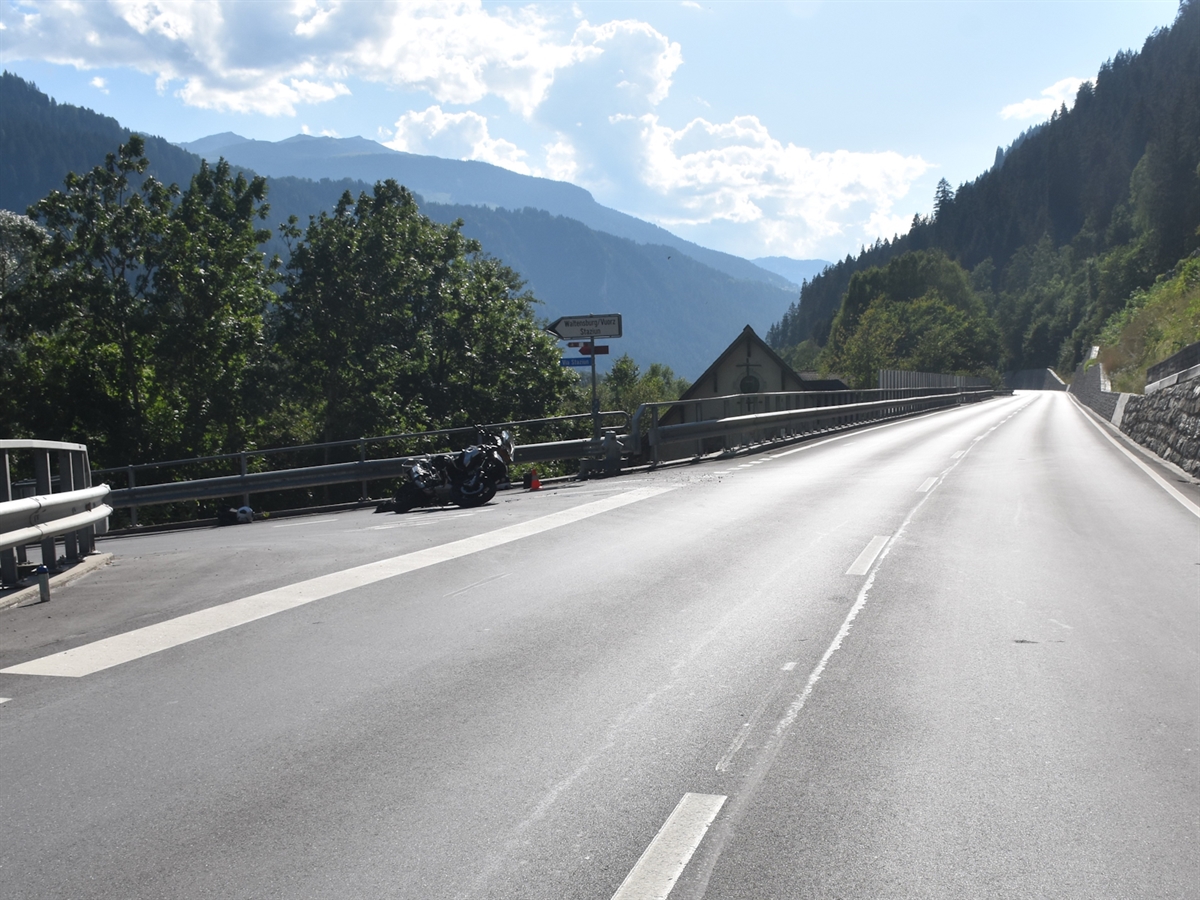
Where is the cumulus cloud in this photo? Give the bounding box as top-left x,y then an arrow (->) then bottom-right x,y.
1000,76 -> 1085,120
90,76 -> 108,93
604,113 -> 930,257
385,105 -> 531,173
3,0 -> 929,257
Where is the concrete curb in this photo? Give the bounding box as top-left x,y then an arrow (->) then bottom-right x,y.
0,552 -> 113,611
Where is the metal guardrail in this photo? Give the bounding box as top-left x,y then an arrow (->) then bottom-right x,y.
1,440 -> 104,585
0,485 -> 112,551
82,389 -> 995,525
96,412 -> 632,520
630,388 -> 994,463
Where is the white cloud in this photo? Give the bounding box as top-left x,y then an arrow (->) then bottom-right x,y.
4,0 -> 931,257
385,105 -> 532,174
600,113 -> 930,257
90,76 -> 108,93
1,2 -> 682,118
1000,76 -> 1085,120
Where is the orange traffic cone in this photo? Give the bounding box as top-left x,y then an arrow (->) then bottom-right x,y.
529,468 -> 541,490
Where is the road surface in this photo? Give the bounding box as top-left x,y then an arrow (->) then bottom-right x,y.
1,391 -> 1196,899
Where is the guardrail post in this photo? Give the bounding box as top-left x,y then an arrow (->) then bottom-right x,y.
127,466 -> 138,527
359,438 -> 368,500
240,452 -> 249,508
34,449 -> 58,572
72,451 -> 95,553
651,406 -> 661,467
58,450 -> 79,561
1,449 -> 16,585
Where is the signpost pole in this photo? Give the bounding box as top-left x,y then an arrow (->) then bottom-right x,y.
589,336 -> 599,440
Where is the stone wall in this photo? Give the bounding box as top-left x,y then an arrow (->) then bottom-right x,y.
1068,361 -> 1119,420
1120,380 -> 1200,477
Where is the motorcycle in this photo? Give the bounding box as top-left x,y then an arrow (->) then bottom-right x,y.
393,428 -> 515,513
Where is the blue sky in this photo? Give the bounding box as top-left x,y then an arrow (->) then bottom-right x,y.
0,1 -> 1180,262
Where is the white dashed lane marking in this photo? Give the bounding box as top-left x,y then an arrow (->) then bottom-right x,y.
917,477 -> 937,492
846,535 -> 890,576
609,793 -> 726,900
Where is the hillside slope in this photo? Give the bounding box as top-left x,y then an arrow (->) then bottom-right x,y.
769,0 -> 1200,372
177,132 -> 802,290
0,73 -> 797,377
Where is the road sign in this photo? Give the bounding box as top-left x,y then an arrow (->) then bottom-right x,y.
580,345 -> 609,355
546,314 -> 622,340
560,357 -> 592,367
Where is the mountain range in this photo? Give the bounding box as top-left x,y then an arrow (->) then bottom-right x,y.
0,71 -> 828,378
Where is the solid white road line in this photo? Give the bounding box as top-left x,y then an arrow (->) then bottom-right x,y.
951,450 -> 965,459
272,517 -> 339,528
0,698 -> 10,704
1,486 -> 676,679
1069,394 -> 1200,519
610,793 -> 726,900
846,535 -> 890,576
917,477 -> 937,492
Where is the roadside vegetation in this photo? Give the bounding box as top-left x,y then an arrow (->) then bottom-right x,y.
769,0 -> 1200,382
1097,255 -> 1200,393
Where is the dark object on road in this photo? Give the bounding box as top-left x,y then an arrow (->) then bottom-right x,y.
216,506 -> 255,526
395,429 -> 514,513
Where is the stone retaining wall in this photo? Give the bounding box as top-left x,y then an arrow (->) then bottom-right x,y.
1068,361 -> 1119,420
1121,380 -> 1200,477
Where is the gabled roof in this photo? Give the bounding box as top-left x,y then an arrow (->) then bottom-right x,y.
682,324 -> 806,400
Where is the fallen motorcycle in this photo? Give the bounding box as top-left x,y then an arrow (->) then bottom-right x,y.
393,428 -> 514,513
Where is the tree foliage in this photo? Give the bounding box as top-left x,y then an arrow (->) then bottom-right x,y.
822,251 -> 999,387
1,154 -> 577,467
274,180 -> 573,443
769,0 -> 1200,372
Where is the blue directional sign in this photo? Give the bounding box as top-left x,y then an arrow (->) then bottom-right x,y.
560,357 -> 592,367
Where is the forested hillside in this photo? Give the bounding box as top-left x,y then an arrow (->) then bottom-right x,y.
0,72 -> 797,377
769,0 -> 1200,374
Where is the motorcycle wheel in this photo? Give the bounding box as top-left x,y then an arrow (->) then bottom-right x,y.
393,483 -> 424,514
456,480 -> 497,508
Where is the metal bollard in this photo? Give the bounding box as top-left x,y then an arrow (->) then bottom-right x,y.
36,565 -> 50,603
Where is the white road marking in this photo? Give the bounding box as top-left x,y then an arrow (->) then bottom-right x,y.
917,477 -> 937,493
610,793 -> 726,900
712,471 -> 733,475
951,450 -> 965,459
272,517 -> 339,528
1048,618 -> 1073,630
781,661 -> 797,671
444,572 -> 510,597
1,486 -> 676,679
1069,394 -> 1200,519
0,698 -> 10,704
846,535 -> 890,576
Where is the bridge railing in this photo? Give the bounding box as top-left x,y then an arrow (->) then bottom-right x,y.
93,412 -> 631,524
629,388 -> 994,464
1,440 -> 109,586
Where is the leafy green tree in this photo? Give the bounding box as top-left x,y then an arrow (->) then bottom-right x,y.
275,180 -> 572,443
24,135 -> 176,463
823,251 -> 999,386
0,210 -> 50,438
149,159 -> 279,457
591,354 -> 690,413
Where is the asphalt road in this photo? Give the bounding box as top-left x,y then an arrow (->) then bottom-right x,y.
0,392 -> 1196,899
